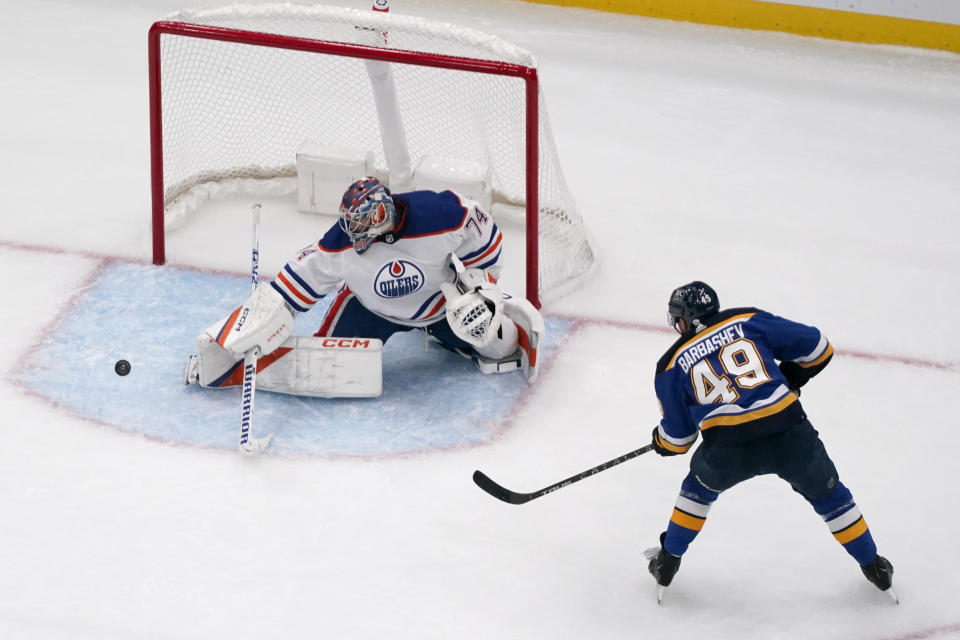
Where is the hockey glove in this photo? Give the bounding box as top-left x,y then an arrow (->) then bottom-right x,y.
779,361 -> 808,390
205,285 -> 294,359
779,352 -> 832,392
651,426 -> 681,457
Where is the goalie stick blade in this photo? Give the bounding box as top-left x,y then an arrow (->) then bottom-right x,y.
472,470 -> 534,505
239,434 -> 273,456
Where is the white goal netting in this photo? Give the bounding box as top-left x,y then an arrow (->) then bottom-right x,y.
151,3 -> 595,303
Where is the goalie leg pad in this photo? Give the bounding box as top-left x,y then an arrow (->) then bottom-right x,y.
258,336 -> 382,398
189,334 -> 382,397
504,297 -> 545,383
193,334 -> 245,387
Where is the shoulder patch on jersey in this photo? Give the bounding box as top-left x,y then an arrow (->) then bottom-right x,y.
295,243 -> 319,262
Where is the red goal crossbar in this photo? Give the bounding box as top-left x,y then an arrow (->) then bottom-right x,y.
148,21 -> 543,307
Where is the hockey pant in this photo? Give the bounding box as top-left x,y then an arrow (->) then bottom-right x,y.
661,418 -> 878,566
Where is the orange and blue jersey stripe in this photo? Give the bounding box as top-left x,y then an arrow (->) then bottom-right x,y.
315,286 -> 354,337
271,265 -> 324,313
410,290 -> 446,323
460,223 -> 502,271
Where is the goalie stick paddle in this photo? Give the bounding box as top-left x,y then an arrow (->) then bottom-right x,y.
472,444 -> 655,505
238,204 -> 273,456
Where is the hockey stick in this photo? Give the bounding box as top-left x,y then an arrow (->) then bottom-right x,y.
472,444 -> 655,505
238,204 -> 273,456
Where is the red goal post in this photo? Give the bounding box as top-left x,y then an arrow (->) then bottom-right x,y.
148,4 -> 595,307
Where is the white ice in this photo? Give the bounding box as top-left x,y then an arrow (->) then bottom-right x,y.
1,1 -> 959,638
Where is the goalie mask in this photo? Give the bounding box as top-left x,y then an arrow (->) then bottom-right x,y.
339,177 -> 397,254
668,281 -> 719,334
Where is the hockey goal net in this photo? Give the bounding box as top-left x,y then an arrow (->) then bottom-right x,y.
149,3 -> 595,306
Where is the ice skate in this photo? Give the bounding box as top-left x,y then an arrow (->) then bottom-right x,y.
861,555 -> 898,603
645,532 -> 681,604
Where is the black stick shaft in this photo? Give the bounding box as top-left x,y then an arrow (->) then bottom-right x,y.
473,444 -> 655,505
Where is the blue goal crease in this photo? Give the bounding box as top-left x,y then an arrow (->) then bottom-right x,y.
18,262 -> 572,456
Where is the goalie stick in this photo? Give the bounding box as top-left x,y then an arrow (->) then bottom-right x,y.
472,444 -> 655,505
238,204 -> 273,456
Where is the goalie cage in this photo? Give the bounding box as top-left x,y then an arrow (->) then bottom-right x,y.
148,3 -> 596,307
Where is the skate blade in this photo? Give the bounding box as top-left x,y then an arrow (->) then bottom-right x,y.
656,585 -> 667,605
885,587 -> 900,604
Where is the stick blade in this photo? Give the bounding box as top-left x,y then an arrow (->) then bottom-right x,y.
472,470 -> 530,505
239,434 -> 273,456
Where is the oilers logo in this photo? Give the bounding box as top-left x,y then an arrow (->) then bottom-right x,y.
375,260 -> 424,298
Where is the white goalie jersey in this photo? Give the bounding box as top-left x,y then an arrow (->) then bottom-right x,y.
270,189 -> 504,326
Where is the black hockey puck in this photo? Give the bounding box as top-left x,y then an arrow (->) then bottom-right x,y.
114,360 -> 131,376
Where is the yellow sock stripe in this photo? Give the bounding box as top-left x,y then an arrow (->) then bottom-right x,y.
833,516 -> 869,545
670,508 -> 706,532
523,0 -> 960,55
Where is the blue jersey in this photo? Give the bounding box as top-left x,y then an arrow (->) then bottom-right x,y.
654,307 -> 833,453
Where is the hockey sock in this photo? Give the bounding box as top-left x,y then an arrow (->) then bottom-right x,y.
663,473 -> 719,557
808,482 -> 878,565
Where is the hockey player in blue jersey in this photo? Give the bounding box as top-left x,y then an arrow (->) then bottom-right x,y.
185,177 -> 543,395
645,281 -> 895,603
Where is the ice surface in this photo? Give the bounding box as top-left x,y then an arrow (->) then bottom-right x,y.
17,260 -> 574,455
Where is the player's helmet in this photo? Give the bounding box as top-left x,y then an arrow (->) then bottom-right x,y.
338,177 -> 397,254
667,281 -> 719,334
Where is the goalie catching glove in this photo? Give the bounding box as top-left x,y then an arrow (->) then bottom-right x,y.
206,284 -> 294,359
440,261 -> 545,383
439,267 -> 505,349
